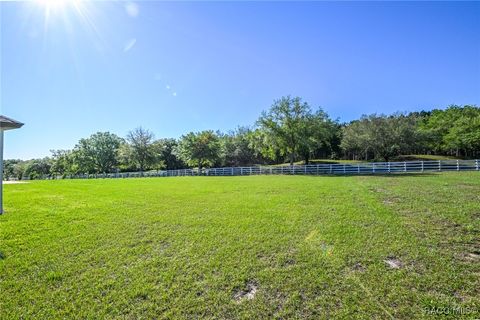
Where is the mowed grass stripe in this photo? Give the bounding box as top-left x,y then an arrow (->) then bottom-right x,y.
1,173 -> 478,319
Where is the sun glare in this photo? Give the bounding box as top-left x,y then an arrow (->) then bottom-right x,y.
36,0 -> 68,10
31,0 -> 94,33
28,0 -> 104,58
35,0 -> 88,18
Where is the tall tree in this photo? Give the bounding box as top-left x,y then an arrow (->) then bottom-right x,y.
126,127 -> 157,171
176,131 -> 221,170
257,96 -> 308,165
257,96 -> 334,165
74,132 -> 123,173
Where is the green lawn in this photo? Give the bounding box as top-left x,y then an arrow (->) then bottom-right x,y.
1,173 -> 479,319
273,159 -> 363,166
272,154 -> 463,166
392,154 -> 463,161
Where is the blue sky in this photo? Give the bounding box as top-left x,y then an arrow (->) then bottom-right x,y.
1,1 -> 479,160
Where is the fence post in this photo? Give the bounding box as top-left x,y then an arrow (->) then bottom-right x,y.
304,165 -> 307,175
476,159 -> 479,171
329,164 -> 332,174
343,164 -> 346,174
456,159 -> 459,171
357,164 -> 360,174
372,163 -> 375,174
404,161 -> 407,172
231,167 -> 234,176
388,162 -> 391,173
438,160 -> 441,171
421,161 -> 424,172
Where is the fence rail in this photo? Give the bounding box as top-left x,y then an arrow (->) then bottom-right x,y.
15,159 -> 480,181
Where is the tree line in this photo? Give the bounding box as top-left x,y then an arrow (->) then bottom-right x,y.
4,96 -> 479,180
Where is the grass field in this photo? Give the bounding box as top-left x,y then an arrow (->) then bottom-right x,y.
275,159 -> 363,166
392,154 -> 463,161
1,173 -> 479,319
274,154 -> 462,166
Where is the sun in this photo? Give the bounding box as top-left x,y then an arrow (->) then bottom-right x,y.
34,0 -> 89,17
22,0 -> 109,64
33,0 -> 82,34
28,0 -> 102,53
32,0 -> 91,31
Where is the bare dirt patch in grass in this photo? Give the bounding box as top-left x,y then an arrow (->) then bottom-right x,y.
233,281 -> 258,303
382,198 -> 400,205
351,262 -> 366,273
463,251 -> 480,262
384,257 -> 403,269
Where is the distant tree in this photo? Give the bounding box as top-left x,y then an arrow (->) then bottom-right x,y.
50,150 -> 79,177
340,120 -> 371,160
362,115 -> 396,161
154,138 -> 185,170
117,143 -> 136,172
445,113 -> 480,158
126,127 -> 157,171
176,131 -> 221,170
297,109 -> 338,164
420,105 -> 480,157
319,121 -> 343,160
12,161 -> 27,180
341,113 -> 419,161
220,127 -> 260,166
24,158 -> 52,180
3,159 -> 21,180
74,132 -> 123,173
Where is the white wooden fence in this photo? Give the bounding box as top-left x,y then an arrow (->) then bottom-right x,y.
39,159 -> 479,180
